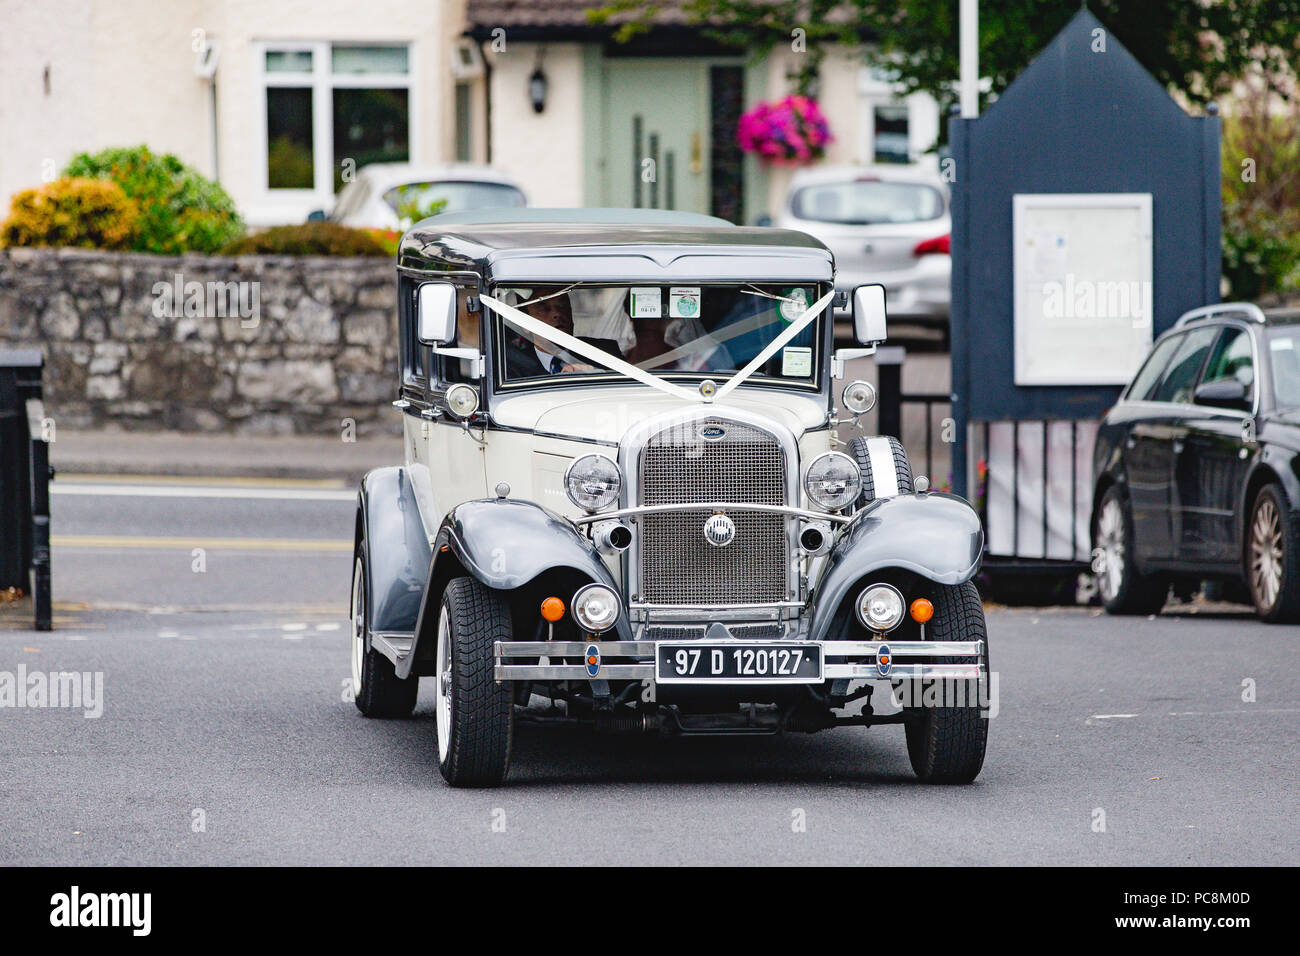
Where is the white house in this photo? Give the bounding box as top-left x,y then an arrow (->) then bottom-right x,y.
0,0 -> 939,227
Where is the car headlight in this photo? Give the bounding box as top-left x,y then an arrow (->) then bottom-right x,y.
572,583 -> 620,633
803,451 -> 861,510
564,454 -> 622,513
856,583 -> 905,633
444,383 -> 479,419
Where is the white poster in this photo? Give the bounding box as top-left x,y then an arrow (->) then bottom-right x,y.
1013,193 -> 1154,385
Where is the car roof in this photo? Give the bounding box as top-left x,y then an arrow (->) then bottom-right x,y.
398,210 -> 833,282
1168,302 -> 1300,334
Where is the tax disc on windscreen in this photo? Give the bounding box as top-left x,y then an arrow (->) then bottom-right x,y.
779,287 -> 810,323
629,287 -> 662,318
669,287 -> 700,318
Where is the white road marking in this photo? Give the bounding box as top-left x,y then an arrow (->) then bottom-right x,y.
52,483 -> 355,502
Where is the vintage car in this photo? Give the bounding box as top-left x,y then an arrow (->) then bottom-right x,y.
350,208 -> 989,787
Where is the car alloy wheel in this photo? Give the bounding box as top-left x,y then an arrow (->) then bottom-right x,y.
435,604 -> 453,762
1096,496 -> 1125,603
1250,496 -> 1284,611
350,558 -> 365,698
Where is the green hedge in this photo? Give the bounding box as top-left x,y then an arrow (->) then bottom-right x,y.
219,222 -> 388,256
63,145 -> 244,254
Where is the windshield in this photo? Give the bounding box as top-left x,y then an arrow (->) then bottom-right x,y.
382,180 -> 525,216
1268,327 -> 1300,409
791,180 -> 944,225
491,283 -> 824,388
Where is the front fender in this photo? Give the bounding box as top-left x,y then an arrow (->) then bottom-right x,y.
357,466 -> 432,634
806,492 -> 983,642
403,498 -> 631,677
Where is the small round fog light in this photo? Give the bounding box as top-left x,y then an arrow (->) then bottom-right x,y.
445,383 -> 479,419
856,583 -> 905,633
572,583 -> 620,633
842,380 -> 877,415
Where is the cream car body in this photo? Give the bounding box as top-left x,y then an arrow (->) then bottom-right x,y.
350,209 -> 990,787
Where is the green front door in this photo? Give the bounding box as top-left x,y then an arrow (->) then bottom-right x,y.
598,58 -> 711,214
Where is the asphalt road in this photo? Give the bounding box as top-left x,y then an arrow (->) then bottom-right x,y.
2,476 -> 1298,865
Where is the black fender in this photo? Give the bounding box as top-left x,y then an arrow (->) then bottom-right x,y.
806,492 -> 983,643
355,466 -> 432,634
402,497 -> 631,677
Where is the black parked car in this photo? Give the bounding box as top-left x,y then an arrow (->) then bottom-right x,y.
1092,302 -> 1300,622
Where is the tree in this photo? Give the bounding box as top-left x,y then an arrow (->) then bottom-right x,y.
591,1 -> 1300,112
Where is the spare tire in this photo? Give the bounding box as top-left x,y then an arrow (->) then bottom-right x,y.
847,435 -> 914,506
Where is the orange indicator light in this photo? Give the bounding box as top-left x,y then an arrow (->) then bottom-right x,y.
540,597 -> 565,622
910,598 -> 934,623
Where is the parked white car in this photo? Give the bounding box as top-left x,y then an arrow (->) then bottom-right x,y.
317,163 -> 526,230
777,165 -> 950,332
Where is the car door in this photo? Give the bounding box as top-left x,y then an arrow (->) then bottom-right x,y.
1176,325 -> 1256,566
424,288 -> 487,523
1124,327 -> 1217,563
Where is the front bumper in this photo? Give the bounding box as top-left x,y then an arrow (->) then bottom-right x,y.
494,640 -> 985,683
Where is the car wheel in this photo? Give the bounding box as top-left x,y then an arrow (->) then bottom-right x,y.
902,581 -> 989,784
435,577 -> 514,787
1092,486 -> 1168,615
351,545 -> 418,718
848,435 -> 914,506
1245,484 -> 1300,623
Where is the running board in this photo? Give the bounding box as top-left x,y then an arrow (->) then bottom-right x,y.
371,631 -> 414,665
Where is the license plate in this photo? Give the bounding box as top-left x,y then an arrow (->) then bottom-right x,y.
655,642 -> 823,684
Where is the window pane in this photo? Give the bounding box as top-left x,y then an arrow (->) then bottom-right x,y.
455,82 -> 473,162
874,105 -> 910,164
1268,330 -> 1300,408
332,45 -> 409,75
382,181 -> 524,219
791,180 -> 943,225
332,88 -> 409,192
266,50 -> 313,73
1200,327 -> 1255,403
1127,334 -> 1182,401
266,87 -> 314,189
1150,327 -> 1216,404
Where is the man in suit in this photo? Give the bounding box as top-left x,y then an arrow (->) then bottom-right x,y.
505,292 -> 624,379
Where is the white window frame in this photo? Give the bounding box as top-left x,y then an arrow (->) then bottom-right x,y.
253,40 -> 416,217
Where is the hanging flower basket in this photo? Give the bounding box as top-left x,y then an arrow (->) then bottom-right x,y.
737,95 -> 833,166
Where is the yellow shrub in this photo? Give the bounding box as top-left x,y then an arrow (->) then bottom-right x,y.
0,177 -> 139,250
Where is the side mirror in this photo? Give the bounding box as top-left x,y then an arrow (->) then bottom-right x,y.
853,284 -> 888,345
417,282 -> 458,345
1194,378 -> 1250,411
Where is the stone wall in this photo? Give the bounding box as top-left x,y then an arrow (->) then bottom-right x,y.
0,248 -> 400,434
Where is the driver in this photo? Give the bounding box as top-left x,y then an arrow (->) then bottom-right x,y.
505,293 -> 623,377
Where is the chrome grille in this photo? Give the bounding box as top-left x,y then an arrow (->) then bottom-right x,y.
637,419 -> 788,605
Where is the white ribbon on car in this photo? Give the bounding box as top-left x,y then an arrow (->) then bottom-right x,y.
479,287 -> 834,404
479,293 -> 698,402
713,289 -> 834,399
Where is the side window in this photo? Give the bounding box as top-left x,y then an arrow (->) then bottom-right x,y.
1149,327 -> 1217,404
398,277 -> 426,387
1127,334 -> 1182,401
442,287 -> 481,384
1198,327 -> 1255,404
